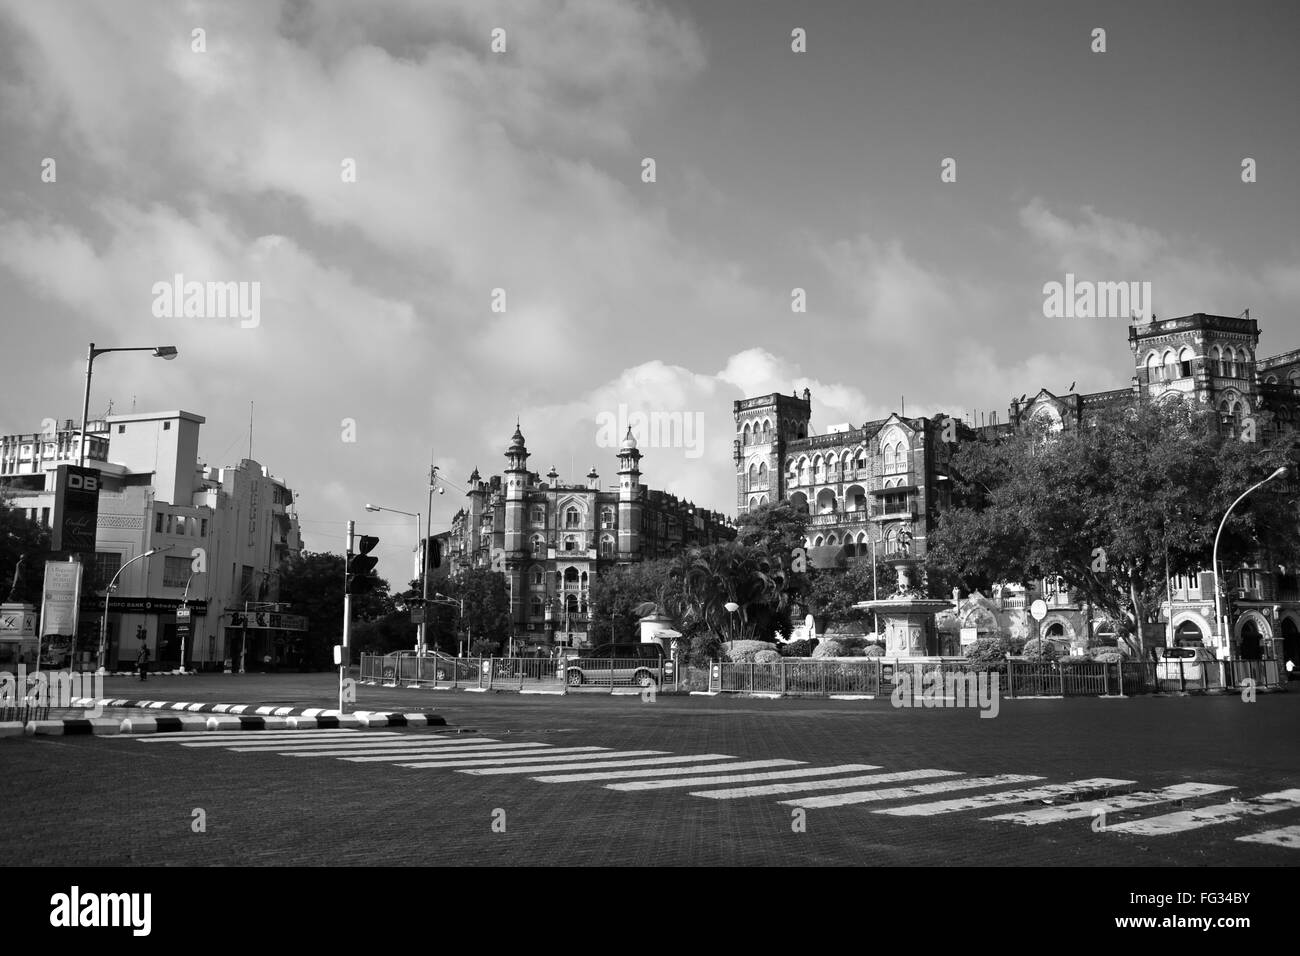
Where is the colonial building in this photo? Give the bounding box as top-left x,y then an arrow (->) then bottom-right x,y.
447,424 -> 734,649
736,312 -> 1300,661
0,410 -> 302,670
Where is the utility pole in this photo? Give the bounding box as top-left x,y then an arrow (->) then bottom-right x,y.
339,520 -> 354,713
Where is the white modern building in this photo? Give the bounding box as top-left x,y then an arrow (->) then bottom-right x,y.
0,410 -> 302,670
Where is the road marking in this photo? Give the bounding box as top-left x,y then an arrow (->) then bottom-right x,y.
874,778 -> 1136,816
779,774 -> 1046,809
137,734 -> 410,746
1236,824 -> 1300,848
532,759 -> 805,783
605,764 -> 882,791
285,743 -> 550,758
452,754 -> 735,775
1103,790 -> 1300,836
685,769 -> 961,800
337,746 -> 606,763
226,737 -> 504,753
131,733 -> 387,749
984,783 -> 1235,825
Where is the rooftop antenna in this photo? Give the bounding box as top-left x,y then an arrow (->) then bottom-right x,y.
249,401 -> 254,460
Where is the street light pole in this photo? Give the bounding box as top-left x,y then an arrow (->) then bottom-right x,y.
181,570 -> 204,671
78,343 -> 179,467
98,546 -> 172,670
1212,466 -> 1288,658
364,503 -> 421,651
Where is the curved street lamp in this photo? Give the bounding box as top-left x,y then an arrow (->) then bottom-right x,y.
97,545 -> 173,670
365,503 -> 423,651
180,569 -> 205,671
79,343 -> 179,466
1212,466 -> 1288,657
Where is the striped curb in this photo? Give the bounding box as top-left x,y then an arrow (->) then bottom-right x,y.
12,712 -> 447,736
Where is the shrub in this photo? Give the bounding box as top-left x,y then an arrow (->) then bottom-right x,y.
780,638 -> 818,657
1088,648 -> 1123,663
753,649 -> 782,664
964,636 -> 1014,673
862,645 -> 884,657
1021,638 -> 1061,661
724,639 -> 779,663
811,639 -> 844,659
687,632 -> 723,668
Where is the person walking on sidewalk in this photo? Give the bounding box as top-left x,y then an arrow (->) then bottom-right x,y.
136,642 -> 150,681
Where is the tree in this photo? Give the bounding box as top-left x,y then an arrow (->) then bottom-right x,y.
677,541 -> 793,644
590,559 -> 683,645
277,551 -> 391,668
0,498 -> 52,605
929,400 -> 1299,655
735,500 -> 809,558
438,569 -> 511,654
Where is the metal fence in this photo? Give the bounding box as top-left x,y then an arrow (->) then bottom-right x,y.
709,656 -> 1290,698
359,652 -> 680,693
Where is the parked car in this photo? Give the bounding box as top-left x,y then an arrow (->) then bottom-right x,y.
1156,645 -> 1221,687
564,642 -> 667,687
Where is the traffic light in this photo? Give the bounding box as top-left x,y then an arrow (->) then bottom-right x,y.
346,535 -> 379,594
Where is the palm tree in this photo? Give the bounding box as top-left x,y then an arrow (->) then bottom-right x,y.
678,542 -> 791,646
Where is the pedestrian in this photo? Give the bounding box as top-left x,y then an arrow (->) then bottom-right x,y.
136,643 -> 150,682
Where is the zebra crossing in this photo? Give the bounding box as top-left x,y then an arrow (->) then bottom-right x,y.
124,728 -> 1300,847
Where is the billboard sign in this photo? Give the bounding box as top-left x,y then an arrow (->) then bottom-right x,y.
51,465 -> 101,553
40,561 -> 83,638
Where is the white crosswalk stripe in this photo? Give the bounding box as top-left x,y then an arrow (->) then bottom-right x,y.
605,764 -> 880,792
984,782 -> 1234,825
686,769 -> 960,800
874,778 -> 1136,816
339,746 -> 608,763
1102,790 -> 1300,836
229,737 -> 504,753
280,739 -> 511,756
399,750 -> 673,770
454,754 -> 738,775
132,730 -> 394,743
777,774 -> 1045,809
532,759 -> 804,783
139,734 -> 409,747
1236,824 -> 1300,848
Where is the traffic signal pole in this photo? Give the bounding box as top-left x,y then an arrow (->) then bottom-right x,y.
339,520 -> 354,713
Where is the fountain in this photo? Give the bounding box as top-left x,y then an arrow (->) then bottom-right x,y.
853,557 -> 955,657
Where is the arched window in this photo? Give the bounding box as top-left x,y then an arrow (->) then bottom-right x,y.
1163,349 -> 1178,381
749,496 -> 759,511
748,462 -> 758,488
1288,369 -> 1300,394
1145,351 -> 1161,383
1177,346 -> 1194,378
758,494 -> 768,505
565,594 -> 579,615
563,567 -> 580,586
825,454 -> 838,482
813,535 -> 824,547
826,534 -> 838,546
531,566 -> 544,586
884,526 -> 899,554
813,455 -> 825,483
563,534 -> 579,552
600,535 -> 614,557
762,420 -> 772,442
1224,347 -> 1237,378
798,457 -> 810,484
758,462 -> 768,487
1211,346 -> 1223,377
530,596 -> 543,617
531,535 -> 545,556
564,506 -> 581,528
601,507 -> 615,529
742,422 -> 751,445
530,505 -> 546,524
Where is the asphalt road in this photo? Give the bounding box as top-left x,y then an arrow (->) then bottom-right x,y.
2,674 -> 1296,867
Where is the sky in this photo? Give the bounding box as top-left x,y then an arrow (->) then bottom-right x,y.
1,0 -> 1297,586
